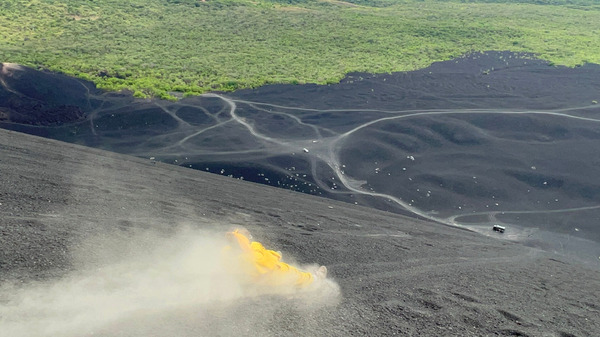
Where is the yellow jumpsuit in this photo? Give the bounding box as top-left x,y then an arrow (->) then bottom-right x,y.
226,230 -> 314,287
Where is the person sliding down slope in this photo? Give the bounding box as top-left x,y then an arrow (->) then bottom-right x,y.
225,228 -> 327,289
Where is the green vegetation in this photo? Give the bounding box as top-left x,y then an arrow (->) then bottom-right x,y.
1,0 -> 599,98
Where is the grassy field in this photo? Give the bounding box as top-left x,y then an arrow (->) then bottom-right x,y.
1,0 -> 599,99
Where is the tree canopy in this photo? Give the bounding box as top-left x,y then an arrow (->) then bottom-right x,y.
1,0 -> 598,98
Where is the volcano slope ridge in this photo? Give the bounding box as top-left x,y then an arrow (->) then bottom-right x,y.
0,128 -> 599,337
3,54 -> 600,256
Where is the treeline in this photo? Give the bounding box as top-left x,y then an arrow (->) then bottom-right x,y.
1,0 -> 598,99
435,0 -> 600,6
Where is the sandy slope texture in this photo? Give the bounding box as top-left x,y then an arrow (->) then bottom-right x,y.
3,53 -> 600,258
0,129 -> 599,337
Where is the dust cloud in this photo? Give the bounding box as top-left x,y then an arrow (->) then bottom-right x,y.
0,226 -> 340,337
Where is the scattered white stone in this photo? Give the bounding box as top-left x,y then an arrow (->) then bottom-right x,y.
303,148 -> 309,153
407,155 -> 415,161
531,166 -> 536,170
328,206 -> 334,209
543,181 -> 548,185
149,157 -> 155,160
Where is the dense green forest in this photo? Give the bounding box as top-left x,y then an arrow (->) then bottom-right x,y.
1,0 -> 599,99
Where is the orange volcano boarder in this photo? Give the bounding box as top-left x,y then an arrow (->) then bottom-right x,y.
226,228 -> 327,288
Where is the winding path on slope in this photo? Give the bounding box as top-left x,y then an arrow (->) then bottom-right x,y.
180,94 -> 600,231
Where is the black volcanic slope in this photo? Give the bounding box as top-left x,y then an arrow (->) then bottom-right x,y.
2,52 -> 600,261
1,129 -> 599,336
